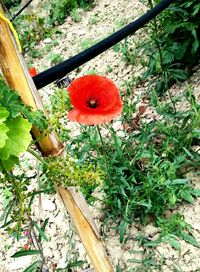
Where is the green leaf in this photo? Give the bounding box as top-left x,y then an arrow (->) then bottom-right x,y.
143,237 -> 162,247
38,218 -> 49,242
22,261 -> 42,272
0,116 -> 31,161
0,106 -> 9,123
191,28 -> 199,54
168,237 -> 181,250
0,123 -> 9,149
181,232 -> 200,248
181,190 -> 194,204
11,250 -> 41,258
0,106 -> 9,148
1,156 -> 19,171
0,79 -> 23,118
23,109 -> 47,130
67,260 -> 85,268
182,147 -> 194,159
116,265 -> 123,272
171,179 -> 188,185
0,78 -> 47,130
32,221 -> 48,242
119,221 -> 127,244
191,189 -> 200,197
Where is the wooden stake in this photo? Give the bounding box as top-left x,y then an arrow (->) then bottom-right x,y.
0,6 -> 114,272
58,187 -> 114,272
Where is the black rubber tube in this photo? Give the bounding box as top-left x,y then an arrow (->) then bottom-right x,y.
33,0 -> 175,89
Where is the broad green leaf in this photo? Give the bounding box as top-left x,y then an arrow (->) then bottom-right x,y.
1,156 -> 19,171
119,221 -> 127,244
0,106 -> 9,124
181,232 -> 200,248
0,106 -> 9,148
0,123 -> 9,149
11,250 -> 41,258
0,80 -> 23,118
181,190 -> 194,204
0,116 -> 31,161
0,78 -> 47,130
171,179 -> 188,185
191,189 -> 200,197
168,237 -> 181,250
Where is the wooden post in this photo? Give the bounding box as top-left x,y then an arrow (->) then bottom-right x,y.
0,7 -> 114,272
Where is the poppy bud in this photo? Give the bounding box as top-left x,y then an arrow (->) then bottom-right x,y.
29,67 -> 37,77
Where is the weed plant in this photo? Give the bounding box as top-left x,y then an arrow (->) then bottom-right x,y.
9,0 -> 94,57
137,0 -> 200,94
62,85 -> 200,228
2,0 -> 20,9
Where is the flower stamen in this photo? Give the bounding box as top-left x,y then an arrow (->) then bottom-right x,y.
88,99 -> 98,109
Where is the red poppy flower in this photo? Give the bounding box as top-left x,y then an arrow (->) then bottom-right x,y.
67,75 -> 123,125
29,67 -> 37,77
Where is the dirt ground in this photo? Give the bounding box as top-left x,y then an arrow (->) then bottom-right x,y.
0,0 -> 200,271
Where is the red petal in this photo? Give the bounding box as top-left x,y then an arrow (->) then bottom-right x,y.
68,75 -> 120,113
68,98 -> 122,125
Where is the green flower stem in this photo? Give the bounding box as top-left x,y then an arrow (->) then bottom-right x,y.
97,125 -> 104,148
96,125 -> 109,173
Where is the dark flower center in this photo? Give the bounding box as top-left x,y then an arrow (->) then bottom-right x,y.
87,99 -> 98,109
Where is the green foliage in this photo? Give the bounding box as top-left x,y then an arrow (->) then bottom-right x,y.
0,172 -> 49,270
0,116 -> 31,169
40,155 -> 104,194
0,78 -> 47,130
46,53 -> 64,65
1,1 -> 200,270
134,0 -> 200,94
48,88 -> 71,141
11,250 -> 41,258
0,173 -> 33,232
157,213 -> 200,250
0,78 -> 47,171
14,14 -> 52,57
2,0 -> 20,9
66,86 -> 200,226
11,0 -> 94,57
47,0 -> 94,25
113,38 -> 136,66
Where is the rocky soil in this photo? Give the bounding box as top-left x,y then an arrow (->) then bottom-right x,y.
0,0 -> 200,271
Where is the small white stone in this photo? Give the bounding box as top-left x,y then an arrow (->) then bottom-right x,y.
78,29 -> 87,36
43,38 -> 52,44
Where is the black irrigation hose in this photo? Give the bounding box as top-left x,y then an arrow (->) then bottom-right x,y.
10,0 -> 33,21
33,0 -> 175,90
